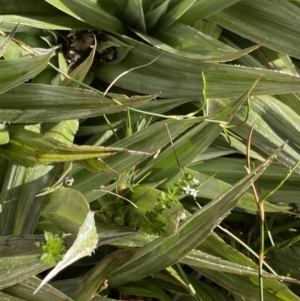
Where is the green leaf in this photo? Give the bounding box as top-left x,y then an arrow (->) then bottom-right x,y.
207,96 -> 300,173
181,249 -> 300,284
107,145 -> 284,286
134,23 -> 262,62
152,0 -> 196,32
43,187 -> 90,233
0,85 -> 157,123
178,0 -> 241,24
198,268 -> 300,301
0,0 -> 88,30
45,0 -> 127,34
96,34 -> 300,99
208,0 -> 300,59
0,50 -> 52,94
0,127 -> 148,167
124,0 -> 146,33
71,249 -> 136,301
2,277 -> 73,300
0,162 -> 62,235
144,0 -> 170,31
116,279 -> 172,301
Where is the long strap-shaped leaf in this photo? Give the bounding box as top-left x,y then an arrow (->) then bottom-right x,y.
0,127 -> 148,167
0,50 -> 52,94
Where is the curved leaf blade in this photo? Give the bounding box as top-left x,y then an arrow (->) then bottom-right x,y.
0,51 -> 52,94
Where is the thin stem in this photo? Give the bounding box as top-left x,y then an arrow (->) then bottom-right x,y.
176,263 -> 202,301
246,125 -> 264,301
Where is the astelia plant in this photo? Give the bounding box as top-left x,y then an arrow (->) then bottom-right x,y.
0,1 -> 300,301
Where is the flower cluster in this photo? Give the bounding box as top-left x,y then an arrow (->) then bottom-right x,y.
182,177 -> 199,199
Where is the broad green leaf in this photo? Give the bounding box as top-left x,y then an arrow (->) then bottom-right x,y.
208,0 -> 300,59
192,158 -> 300,204
96,34 -> 300,99
0,127 -> 148,167
0,85 -> 157,123
207,97 -> 300,173
0,162 -> 62,235
77,97 -> 195,137
0,291 -> 25,301
269,247 -> 300,281
41,120 -> 78,145
198,268 -> 300,301
43,187 -> 90,233
153,22 -> 255,59
0,253 -> 52,289
45,0 -> 127,34
0,121 -> 78,235
277,93 -> 300,117
0,0 -> 89,30
0,50 -> 52,94
144,0 -> 170,31
124,0 -> 146,33
116,279 -> 172,301
77,120 -> 123,137
71,249 -> 136,301
197,233 -> 300,301
178,0 -> 241,24
152,0 -> 196,32
134,23 -> 262,62
107,230 -> 300,299
194,19 -> 223,39
181,250 -> 300,284
107,145 -> 284,286
3,277 -> 73,301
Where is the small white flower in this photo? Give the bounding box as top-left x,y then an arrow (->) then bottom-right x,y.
190,188 -> 198,199
183,185 -> 191,194
183,185 -> 198,199
192,178 -> 199,186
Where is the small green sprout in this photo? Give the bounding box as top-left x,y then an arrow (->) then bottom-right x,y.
35,231 -> 66,265
136,173 -> 199,235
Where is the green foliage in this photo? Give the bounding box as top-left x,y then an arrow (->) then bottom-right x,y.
1,1 -> 300,301
35,231 -> 65,265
